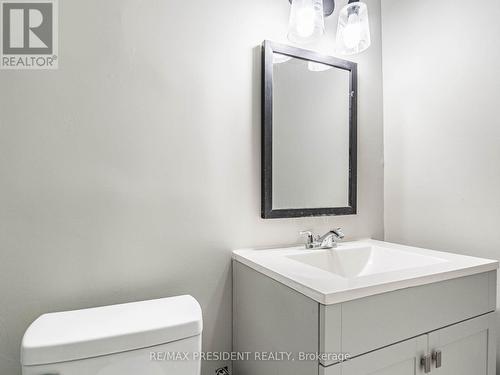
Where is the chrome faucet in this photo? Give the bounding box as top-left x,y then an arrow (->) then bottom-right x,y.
300,228 -> 345,249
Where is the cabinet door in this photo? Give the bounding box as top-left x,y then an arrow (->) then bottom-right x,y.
321,335 -> 428,375
428,313 -> 496,375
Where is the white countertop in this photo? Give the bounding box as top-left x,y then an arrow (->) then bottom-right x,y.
233,239 -> 498,304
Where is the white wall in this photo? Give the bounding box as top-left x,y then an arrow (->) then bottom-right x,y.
382,0 -> 500,368
0,1 -> 384,374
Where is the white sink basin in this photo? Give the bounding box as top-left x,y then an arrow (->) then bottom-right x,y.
233,239 -> 498,304
287,245 -> 447,279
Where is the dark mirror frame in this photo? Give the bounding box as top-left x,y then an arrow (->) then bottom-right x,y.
261,40 -> 358,219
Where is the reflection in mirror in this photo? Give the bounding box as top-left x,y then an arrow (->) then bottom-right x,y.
262,41 -> 357,218
272,55 -> 350,209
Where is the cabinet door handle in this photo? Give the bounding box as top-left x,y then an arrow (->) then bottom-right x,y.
421,354 -> 431,373
432,350 -> 442,368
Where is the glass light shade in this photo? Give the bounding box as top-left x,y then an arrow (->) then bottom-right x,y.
288,0 -> 325,44
336,1 -> 371,55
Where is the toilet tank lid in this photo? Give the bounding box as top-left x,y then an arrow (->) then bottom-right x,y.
21,295 -> 202,366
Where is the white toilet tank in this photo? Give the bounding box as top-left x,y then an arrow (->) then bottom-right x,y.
21,295 -> 203,375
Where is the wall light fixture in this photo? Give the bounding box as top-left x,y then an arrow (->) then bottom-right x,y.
286,0 -> 371,55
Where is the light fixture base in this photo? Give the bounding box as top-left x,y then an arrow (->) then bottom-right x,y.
287,0 -> 335,17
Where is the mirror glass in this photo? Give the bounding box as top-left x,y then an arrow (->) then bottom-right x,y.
262,41 -> 357,218
272,53 -> 350,209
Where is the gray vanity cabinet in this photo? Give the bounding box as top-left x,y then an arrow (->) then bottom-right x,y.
232,261 -> 497,375
320,271 -> 495,362
321,313 -> 495,375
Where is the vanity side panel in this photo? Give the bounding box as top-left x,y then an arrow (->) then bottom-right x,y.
339,271 -> 494,357
488,270 -> 497,311
232,260 -> 319,375
319,304 -> 342,366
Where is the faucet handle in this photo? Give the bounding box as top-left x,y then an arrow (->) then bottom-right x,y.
300,230 -> 313,240
332,227 -> 345,239
299,230 -> 315,248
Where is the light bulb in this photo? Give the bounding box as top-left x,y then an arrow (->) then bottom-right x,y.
288,0 -> 325,44
295,7 -> 316,37
342,14 -> 362,49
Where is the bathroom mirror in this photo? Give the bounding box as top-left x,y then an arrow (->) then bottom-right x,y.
261,41 -> 357,218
